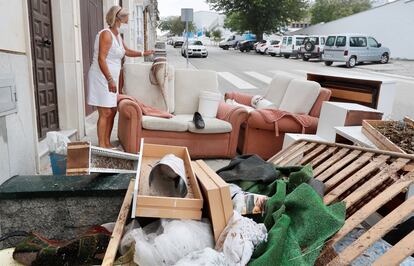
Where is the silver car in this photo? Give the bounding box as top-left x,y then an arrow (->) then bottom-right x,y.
323,34 -> 390,68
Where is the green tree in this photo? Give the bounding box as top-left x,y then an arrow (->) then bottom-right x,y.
158,16 -> 196,36
310,0 -> 371,24
207,0 -> 308,40
212,29 -> 222,42
205,30 -> 211,37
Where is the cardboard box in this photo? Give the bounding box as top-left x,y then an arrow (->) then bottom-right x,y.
132,140 -> 203,220
192,160 -> 233,242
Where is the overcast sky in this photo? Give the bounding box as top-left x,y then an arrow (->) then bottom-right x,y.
158,0 -> 212,17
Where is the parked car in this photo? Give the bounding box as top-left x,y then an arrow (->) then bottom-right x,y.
254,40 -> 267,53
257,40 -> 280,55
298,36 -> 326,61
219,35 -> 244,50
173,37 -> 184,48
238,40 -> 256,52
323,34 -> 390,68
280,35 -> 306,58
268,41 -> 281,57
181,40 -> 208,58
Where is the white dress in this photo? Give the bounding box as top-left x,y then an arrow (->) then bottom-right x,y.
87,28 -> 125,108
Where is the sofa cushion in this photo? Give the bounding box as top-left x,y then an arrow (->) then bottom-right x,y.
124,63 -> 175,113
142,115 -> 189,132
279,79 -> 321,114
188,117 -> 232,134
174,69 -> 220,115
264,72 -> 296,108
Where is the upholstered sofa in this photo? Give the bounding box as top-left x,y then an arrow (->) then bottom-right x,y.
117,63 -> 248,158
226,73 -> 332,160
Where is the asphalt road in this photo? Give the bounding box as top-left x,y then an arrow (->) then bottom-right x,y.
167,45 -> 413,95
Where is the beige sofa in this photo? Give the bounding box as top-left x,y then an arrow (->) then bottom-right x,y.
117,63 -> 248,158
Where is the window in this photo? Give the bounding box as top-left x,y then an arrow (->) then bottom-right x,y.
320,37 -> 325,45
306,37 -> 319,45
350,37 -> 367,47
296,37 -> 304,45
325,36 -> 336,46
191,41 -> 203,45
271,40 -> 280,45
282,37 -> 287,45
335,36 -> 346,47
287,37 -> 292,45
368,37 -> 379,48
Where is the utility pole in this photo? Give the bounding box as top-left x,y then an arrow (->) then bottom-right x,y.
181,8 -> 193,68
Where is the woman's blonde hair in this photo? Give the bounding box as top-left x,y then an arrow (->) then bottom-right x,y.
106,6 -> 128,27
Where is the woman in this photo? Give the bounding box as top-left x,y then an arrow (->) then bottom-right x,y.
88,6 -> 154,148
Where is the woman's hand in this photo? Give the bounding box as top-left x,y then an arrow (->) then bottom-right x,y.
108,80 -> 117,93
143,50 -> 155,56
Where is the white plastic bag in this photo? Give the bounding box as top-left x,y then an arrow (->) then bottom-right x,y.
174,247 -> 229,266
251,95 -> 278,110
46,131 -> 70,155
215,211 -> 267,266
128,219 -> 214,266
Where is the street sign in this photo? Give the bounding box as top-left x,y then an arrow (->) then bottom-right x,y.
181,8 -> 193,22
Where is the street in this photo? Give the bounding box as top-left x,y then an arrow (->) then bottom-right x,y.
167,45 -> 414,96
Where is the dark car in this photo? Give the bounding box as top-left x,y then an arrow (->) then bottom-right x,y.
239,40 -> 256,52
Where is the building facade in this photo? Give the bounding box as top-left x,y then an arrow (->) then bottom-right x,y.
0,0 -> 158,184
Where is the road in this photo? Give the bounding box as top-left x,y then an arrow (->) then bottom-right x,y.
167,45 -> 414,96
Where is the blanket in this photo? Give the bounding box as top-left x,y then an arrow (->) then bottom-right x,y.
118,94 -> 173,118
256,109 -> 314,136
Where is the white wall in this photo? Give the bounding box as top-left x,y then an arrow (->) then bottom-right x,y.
294,0 -> 414,59
0,0 -> 38,184
0,1 -> 26,53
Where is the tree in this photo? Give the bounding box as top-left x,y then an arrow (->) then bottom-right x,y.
212,29 -> 222,42
310,0 -> 371,24
158,16 -> 196,36
207,0 -> 308,40
205,30 -> 211,38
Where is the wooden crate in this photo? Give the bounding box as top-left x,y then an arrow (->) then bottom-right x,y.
66,142 -> 139,175
132,140 -> 203,220
269,140 -> 414,265
192,160 -> 233,242
362,117 -> 414,154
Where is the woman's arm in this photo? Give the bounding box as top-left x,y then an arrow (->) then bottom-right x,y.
98,31 -> 117,92
122,39 -> 154,57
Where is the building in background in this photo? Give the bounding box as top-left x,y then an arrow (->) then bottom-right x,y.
293,0 -> 414,59
0,0 -> 158,185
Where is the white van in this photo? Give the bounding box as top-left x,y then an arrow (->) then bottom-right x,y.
280,35 -> 307,58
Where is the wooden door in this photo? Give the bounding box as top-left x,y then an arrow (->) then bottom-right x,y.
28,0 -> 59,139
80,0 -> 104,116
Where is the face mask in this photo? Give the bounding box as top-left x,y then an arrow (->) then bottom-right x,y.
118,23 -> 128,34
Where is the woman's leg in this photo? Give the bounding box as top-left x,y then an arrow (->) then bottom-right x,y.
97,107 -> 113,148
105,107 -> 117,148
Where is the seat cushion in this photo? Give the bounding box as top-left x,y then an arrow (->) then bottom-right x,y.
279,79 -> 321,114
188,116 -> 232,134
174,69 -> 220,114
264,72 -> 296,108
142,115 -> 190,132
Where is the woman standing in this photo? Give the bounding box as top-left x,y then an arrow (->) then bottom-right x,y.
88,6 -> 154,148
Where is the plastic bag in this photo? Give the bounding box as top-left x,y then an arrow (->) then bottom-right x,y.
46,131 -> 70,155
215,211 -> 267,266
174,247 -> 229,266
126,219 -> 214,266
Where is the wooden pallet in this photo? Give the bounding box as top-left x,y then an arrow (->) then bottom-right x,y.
268,140 -> 414,266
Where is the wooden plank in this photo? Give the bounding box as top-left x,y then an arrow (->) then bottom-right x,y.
102,180 -> 135,266
330,177 -> 414,245
328,196 -> 414,266
298,144 -> 327,165
322,152 -> 374,187
270,141 -> 307,165
341,158 -> 410,208
278,142 -> 317,166
313,148 -> 350,177
323,155 -> 389,205
329,87 -> 373,104
317,150 -> 362,184
372,230 -> 414,266
310,147 -> 338,167
362,120 -> 406,154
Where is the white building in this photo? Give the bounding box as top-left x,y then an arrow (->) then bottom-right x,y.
0,0 -> 158,185
293,0 -> 414,59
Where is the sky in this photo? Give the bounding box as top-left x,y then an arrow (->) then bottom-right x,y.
158,0 -> 212,17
